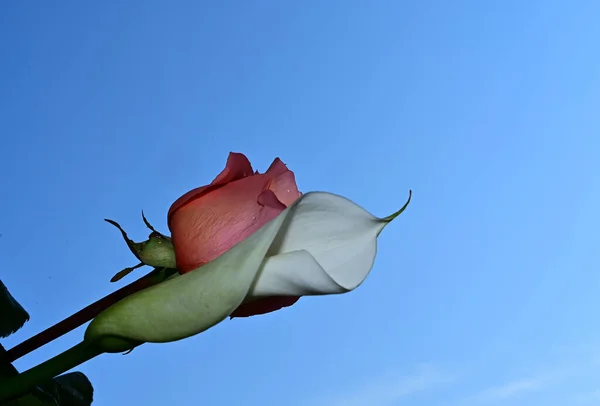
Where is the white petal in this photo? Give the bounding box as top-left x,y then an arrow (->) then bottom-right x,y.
85,202 -> 291,344
246,192 -> 394,299
85,191 -> 408,345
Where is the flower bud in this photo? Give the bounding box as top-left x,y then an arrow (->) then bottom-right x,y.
105,218 -> 176,282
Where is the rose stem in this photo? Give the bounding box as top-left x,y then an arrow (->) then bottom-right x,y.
0,341 -> 104,403
3,268 -> 167,363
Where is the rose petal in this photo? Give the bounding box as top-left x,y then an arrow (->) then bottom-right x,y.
268,170 -> 301,207
230,296 -> 300,318
265,158 -> 289,177
170,175 -> 285,272
168,152 -> 253,227
257,189 -> 287,211
211,152 -> 254,185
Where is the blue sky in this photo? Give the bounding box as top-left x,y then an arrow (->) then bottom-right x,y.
1,1 -> 600,405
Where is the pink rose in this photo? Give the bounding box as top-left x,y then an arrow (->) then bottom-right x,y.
168,152 -> 302,318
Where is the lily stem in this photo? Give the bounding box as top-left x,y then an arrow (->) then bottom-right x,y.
4,268 -> 171,363
0,341 -> 104,404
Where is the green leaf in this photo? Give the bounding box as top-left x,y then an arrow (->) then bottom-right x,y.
0,280 -> 30,338
1,343 -> 42,406
34,372 -> 94,406
1,323 -> 94,406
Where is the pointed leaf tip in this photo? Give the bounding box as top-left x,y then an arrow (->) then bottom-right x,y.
0,280 -> 30,338
381,190 -> 412,223
110,263 -> 144,283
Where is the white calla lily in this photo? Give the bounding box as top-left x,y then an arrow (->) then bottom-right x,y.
85,191 -> 409,346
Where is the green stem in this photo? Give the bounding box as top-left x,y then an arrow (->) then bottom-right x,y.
4,267 -> 175,363
0,341 -> 103,404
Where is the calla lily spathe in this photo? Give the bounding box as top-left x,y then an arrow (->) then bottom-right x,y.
85,191 -> 410,347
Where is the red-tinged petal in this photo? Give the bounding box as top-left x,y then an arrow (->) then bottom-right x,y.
230,296 -> 300,318
257,189 -> 287,211
170,175 -> 286,273
168,152 -> 253,227
265,157 -> 289,177
211,152 -> 254,185
268,170 -> 301,207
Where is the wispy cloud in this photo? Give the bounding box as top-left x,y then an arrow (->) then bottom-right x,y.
465,377 -> 547,403
311,364 -> 454,406
459,343 -> 600,405
310,339 -> 600,406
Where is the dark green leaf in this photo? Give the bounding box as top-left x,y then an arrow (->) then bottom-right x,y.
0,343 -> 19,380
0,280 -> 30,338
0,343 -> 43,406
34,372 -> 94,406
1,337 -> 94,405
